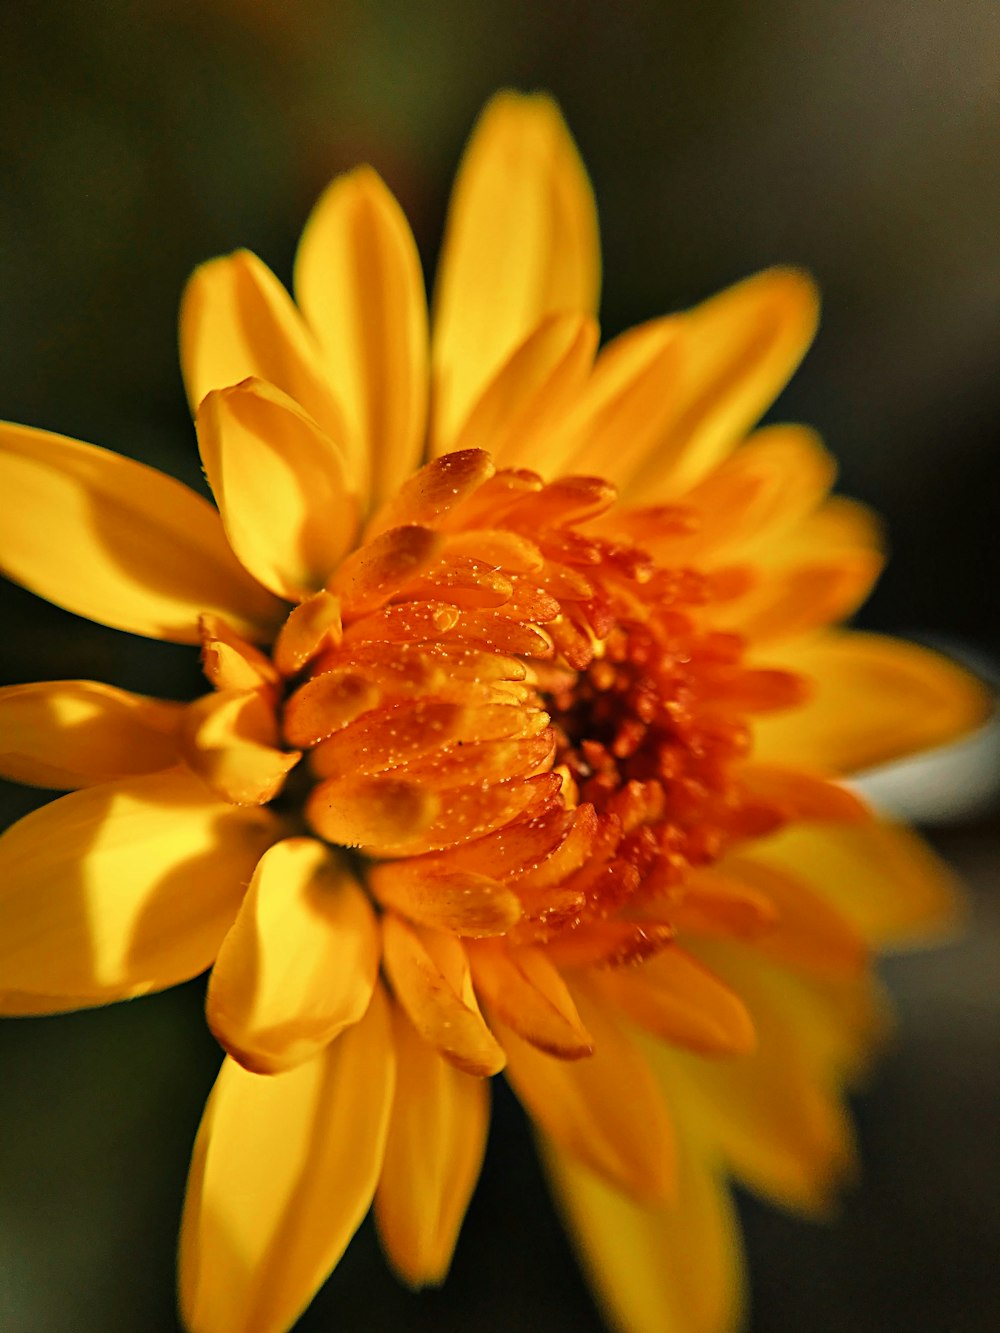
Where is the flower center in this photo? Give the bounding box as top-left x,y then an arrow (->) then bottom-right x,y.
524,557 -> 809,935
195,453 -> 812,956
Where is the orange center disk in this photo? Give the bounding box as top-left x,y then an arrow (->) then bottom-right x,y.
264,453 -> 814,963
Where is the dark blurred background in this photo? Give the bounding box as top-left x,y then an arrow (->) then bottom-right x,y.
0,2 -> 997,1330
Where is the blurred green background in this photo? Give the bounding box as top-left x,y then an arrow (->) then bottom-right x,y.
1,2 -> 997,1330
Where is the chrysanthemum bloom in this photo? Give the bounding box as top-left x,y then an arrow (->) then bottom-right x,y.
0,93 -> 987,1333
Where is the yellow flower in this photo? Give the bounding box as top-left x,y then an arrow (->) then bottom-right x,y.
0,93 -> 987,1333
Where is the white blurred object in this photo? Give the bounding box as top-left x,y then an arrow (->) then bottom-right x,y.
852,713 -> 1000,825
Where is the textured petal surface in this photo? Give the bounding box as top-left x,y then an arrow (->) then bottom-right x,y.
180,985 -> 395,1333
432,91 -> 600,449
207,838 -> 380,1073
0,423 -> 283,643
197,379 -> 359,600
0,680 -> 181,789
543,1113 -> 743,1333
375,1002 -> 489,1287
0,770 -> 278,1008
754,632 -> 989,772
295,167 -> 428,508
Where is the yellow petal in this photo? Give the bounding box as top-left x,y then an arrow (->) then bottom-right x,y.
368,860 -> 523,938
179,690 -> 300,806
199,614 -> 281,693
542,1118 -> 744,1333
539,318 -> 682,479
180,985 -> 395,1333
196,379 -> 359,600
622,268 -> 820,500
654,424 -> 837,563
753,632 -> 990,773
380,912 -> 506,1077
0,680 -> 181,789
710,855 -> 868,977
432,92 -> 600,450
375,1001 -> 489,1287
0,423 -> 283,643
498,986 -> 676,1202
736,763 -> 870,823
448,312 -> 598,466
272,590 -> 343,677
0,770 -> 278,1009
294,167 -> 428,508
179,248 -> 359,479
592,946 -> 757,1056
207,838 -> 380,1074
649,940 -> 876,1214
749,818 -> 963,949
469,941 -> 594,1058
712,496 -> 884,642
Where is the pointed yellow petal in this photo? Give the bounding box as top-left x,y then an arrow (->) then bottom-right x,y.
207,838 -> 379,1073
180,985 -> 395,1333
540,318 -> 682,479
179,248 -> 361,478
0,423 -> 283,643
469,941 -> 594,1059
622,268 -> 820,500
0,680 -> 181,789
650,940 -> 877,1214
380,912 -> 506,1076
196,379 -> 359,601
750,818 -> 963,949
712,496 -> 884,642
592,946 -> 757,1056
653,424 -> 837,563
375,1001 -> 489,1287
711,855 -> 869,977
295,167 -> 428,508
432,92 -> 600,450
448,312 -> 598,466
542,1119 -> 744,1333
736,763 -> 870,824
753,632 -> 990,773
498,986 -> 675,1202
0,770 -> 278,1008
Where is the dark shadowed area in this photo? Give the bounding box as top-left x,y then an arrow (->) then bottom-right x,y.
0,2 -> 997,1330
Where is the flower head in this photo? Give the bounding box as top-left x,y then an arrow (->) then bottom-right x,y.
0,92 -> 987,1333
